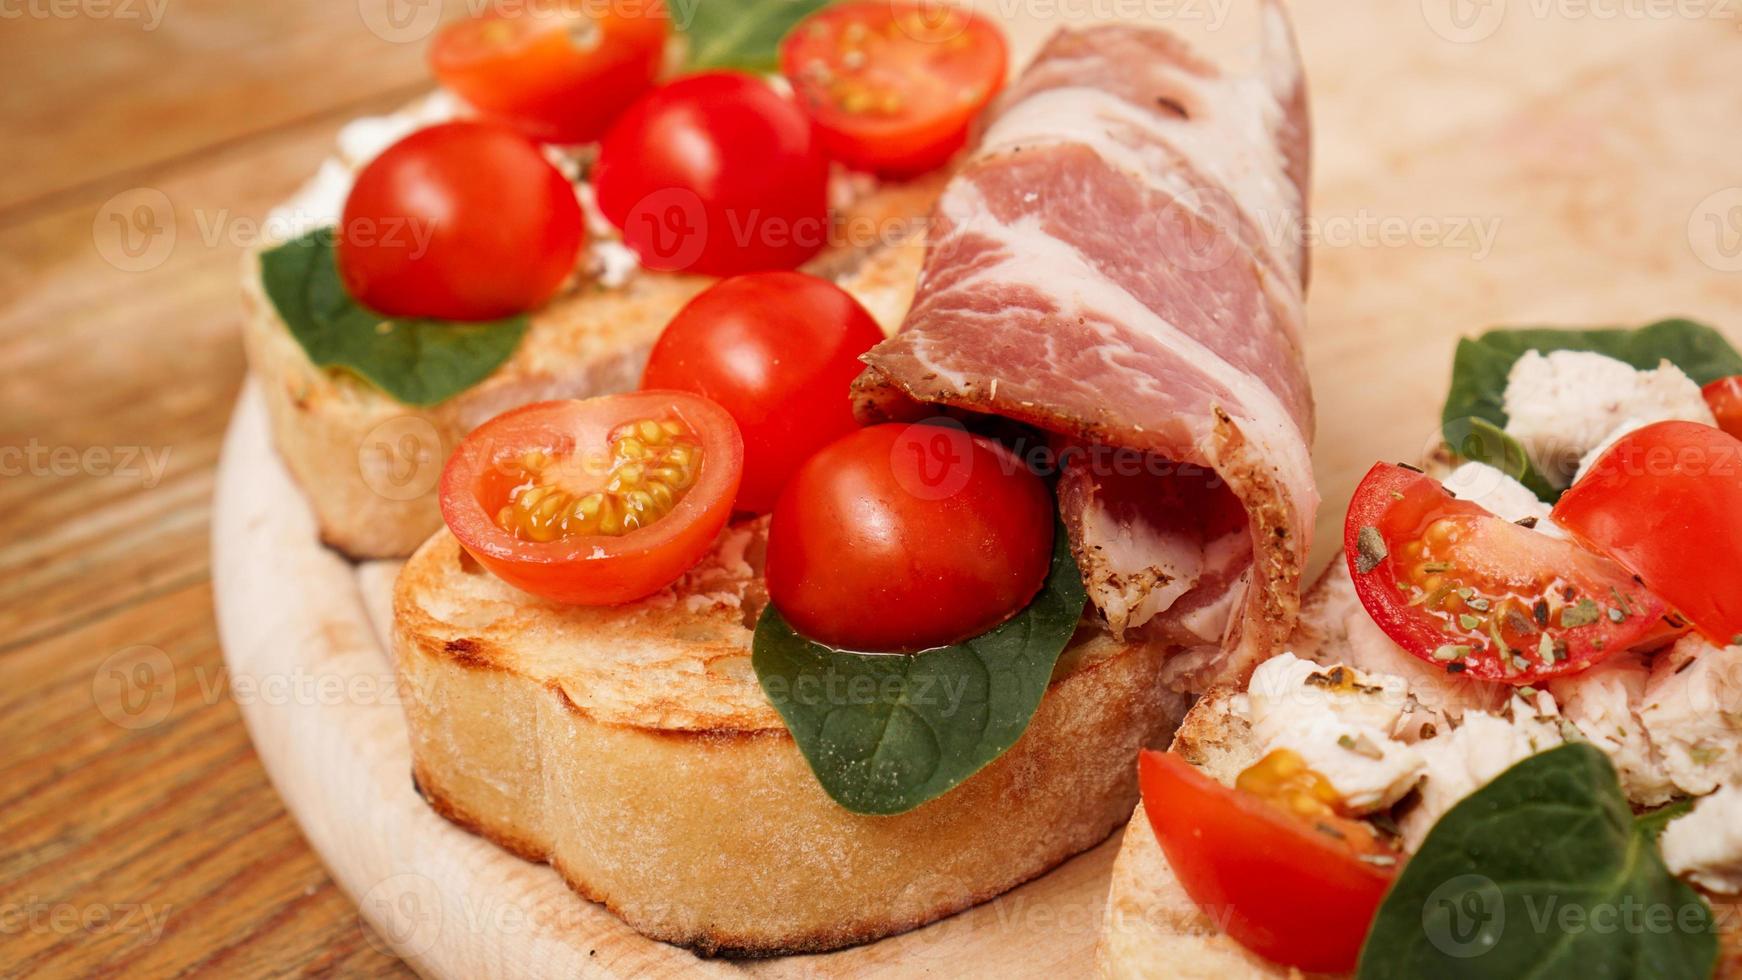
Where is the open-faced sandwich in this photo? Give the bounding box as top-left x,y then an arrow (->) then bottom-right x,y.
1099,320 -> 1742,978
242,1 -> 947,559
391,0 -> 1321,955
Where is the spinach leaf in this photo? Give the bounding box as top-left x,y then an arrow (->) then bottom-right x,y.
676,0 -> 835,71
259,229 -> 527,407
752,523 -> 1086,815
1440,319 -> 1742,500
1358,743 -> 1715,980
1636,799 -> 1695,841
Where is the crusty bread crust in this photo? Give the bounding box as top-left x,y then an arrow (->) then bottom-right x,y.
1096,569 -> 1742,978
245,175 -> 942,559
393,524 -> 1189,956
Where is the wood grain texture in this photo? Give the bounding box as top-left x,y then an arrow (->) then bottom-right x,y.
8,0 -> 1742,977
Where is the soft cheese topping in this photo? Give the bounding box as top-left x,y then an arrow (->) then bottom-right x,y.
1661,783 -> 1742,895
1246,654 -> 1425,815
1502,350 -> 1715,487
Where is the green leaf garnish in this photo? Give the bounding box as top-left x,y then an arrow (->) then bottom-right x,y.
677,0 -> 835,71
1635,799 -> 1694,840
1357,743 -> 1715,980
751,523 -> 1086,815
1441,319 -> 1742,501
259,229 -> 528,407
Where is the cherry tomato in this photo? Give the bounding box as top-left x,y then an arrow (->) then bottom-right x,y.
429,0 -> 669,144
593,72 -> 830,276
1703,376 -> 1742,441
781,1 -> 1007,177
640,272 -> 884,514
765,423 -> 1053,651
1344,462 -> 1681,683
1553,420 -> 1742,645
440,392 -> 742,605
1139,749 -> 1396,974
338,121 -> 583,320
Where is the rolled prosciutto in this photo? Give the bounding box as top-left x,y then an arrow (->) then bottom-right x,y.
853,4 -> 1317,688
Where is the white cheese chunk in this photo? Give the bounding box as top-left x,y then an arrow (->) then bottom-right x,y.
1548,651 -> 1678,805
1662,783 -> 1742,894
1502,350 -> 1715,489
1400,698 -> 1564,850
1442,460 -> 1551,524
1638,637 -> 1742,797
1246,654 -> 1426,815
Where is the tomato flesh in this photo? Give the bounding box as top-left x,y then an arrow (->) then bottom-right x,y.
1553,420 -> 1742,646
594,72 -> 830,276
640,271 -> 885,514
440,393 -> 742,604
1703,376 -> 1742,441
1139,749 -> 1396,974
781,1 -> 1008,177
1344,463 -> 1681,683
338,121 -> 583,320
429,1 -> 669,144
765,423 -> 1053,652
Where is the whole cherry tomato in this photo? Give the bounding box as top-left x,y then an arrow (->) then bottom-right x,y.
593,72 -> 830,276
338,121 -> 583,320
765,423 -> 1054,651
640,271 -> 885,513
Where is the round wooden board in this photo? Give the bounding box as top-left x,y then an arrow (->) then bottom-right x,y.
213,2 -> 1742,975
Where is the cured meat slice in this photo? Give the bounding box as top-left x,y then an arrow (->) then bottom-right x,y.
854,4 -> 1316,687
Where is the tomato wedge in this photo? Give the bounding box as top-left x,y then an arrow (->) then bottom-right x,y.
429,1 -> 670,144
1703,376 -> 1742,441
1139,749 -> 1396,974
1344,463 -> 1682,683
780,1 -> 1007,177
1553,420 -> 1742,646
440,393 -> 742,605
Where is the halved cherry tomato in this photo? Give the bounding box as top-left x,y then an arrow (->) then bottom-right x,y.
1139,749 -> 1396,974
338,121 -> 583,320
766,423 -> 1053,651
780,1 -> 1007,177
594,72 -> 830,276
1344,462 -> 1681,683
429,0 -> 669,144
640,271 -> 884,514
1703,376 -> 1742,440
440,392 -> 742,604
1553,420 -> 1742,646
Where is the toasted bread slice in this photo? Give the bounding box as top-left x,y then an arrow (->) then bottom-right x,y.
392,521 -> 1190,956
1094,568 -> 1742,979
243,175 -> 942,559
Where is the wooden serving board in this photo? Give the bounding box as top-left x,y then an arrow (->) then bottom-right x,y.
212,3 -> 1742,976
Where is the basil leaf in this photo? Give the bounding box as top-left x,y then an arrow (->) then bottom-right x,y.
259,229 -> 528,408
1358,743 -> 1716,980
675,0 -> 834,71
752,524 -> 1086,815
1440,319 -> 1742,501
1636,799 -> 1695,841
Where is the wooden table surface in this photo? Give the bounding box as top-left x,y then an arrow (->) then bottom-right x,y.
6,0 -> 1742,976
